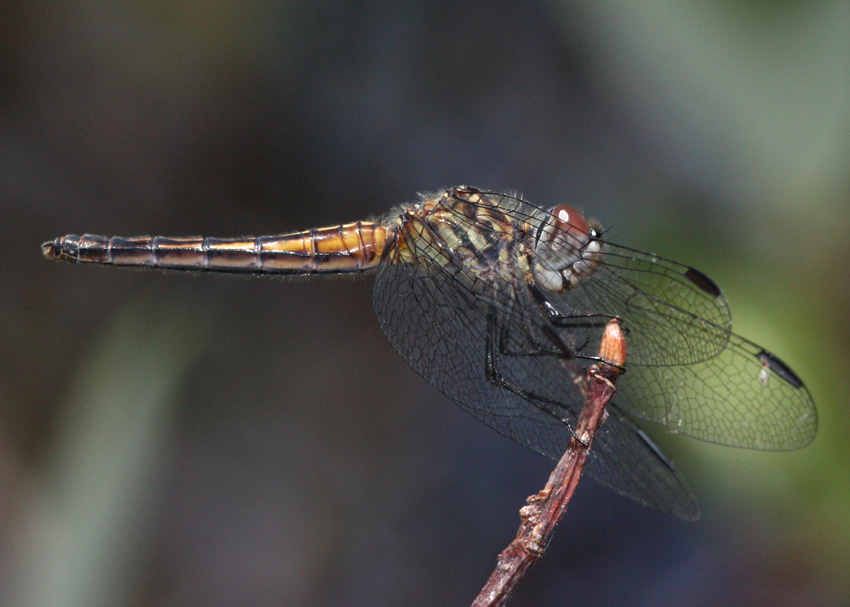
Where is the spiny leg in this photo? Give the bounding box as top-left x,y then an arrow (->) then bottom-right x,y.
483,308 -> 578,425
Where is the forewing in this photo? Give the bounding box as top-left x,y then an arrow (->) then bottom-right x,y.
547,241 -> 733,367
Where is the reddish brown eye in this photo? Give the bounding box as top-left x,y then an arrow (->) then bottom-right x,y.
551,204 -> 589,236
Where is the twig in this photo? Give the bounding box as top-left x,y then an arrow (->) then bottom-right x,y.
471,319 -> 626,607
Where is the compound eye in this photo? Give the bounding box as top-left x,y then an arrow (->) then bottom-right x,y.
551,205 -> 590,237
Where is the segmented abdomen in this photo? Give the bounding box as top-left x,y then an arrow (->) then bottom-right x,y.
43,222 -> 388,274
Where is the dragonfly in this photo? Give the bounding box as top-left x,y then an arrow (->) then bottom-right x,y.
43,186 -> 817,519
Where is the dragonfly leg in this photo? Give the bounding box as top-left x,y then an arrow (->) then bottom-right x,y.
525,282 -> 623,362
483,309 -> 578,427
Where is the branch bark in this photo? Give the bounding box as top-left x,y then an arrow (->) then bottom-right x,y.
471,319 -> 626,607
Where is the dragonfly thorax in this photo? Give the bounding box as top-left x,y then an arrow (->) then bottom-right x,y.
533,205 -> 603,293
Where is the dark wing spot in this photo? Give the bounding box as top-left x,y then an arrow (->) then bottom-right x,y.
757,350 -> 805,388
633,426 -> 676,471
685,267 -> 722,297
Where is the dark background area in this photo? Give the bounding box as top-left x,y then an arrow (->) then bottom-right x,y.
1,2 -> 848,606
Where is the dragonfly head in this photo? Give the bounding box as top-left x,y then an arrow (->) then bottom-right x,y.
533,205 -> 603,292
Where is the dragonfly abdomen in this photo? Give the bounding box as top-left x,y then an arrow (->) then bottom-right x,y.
42,222 -> 388,274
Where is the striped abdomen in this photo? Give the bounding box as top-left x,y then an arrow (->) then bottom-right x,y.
42,222 -> 388,274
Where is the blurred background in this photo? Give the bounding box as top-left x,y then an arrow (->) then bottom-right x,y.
2,1 -> 848,606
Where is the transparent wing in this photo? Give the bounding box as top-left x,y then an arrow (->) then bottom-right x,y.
590,404 -> 698,519
372,244 -> 698,518
545,241 -> 733,367
614,333 -> 817,449
539,241 -> 816,448
373,250 -> 578,460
